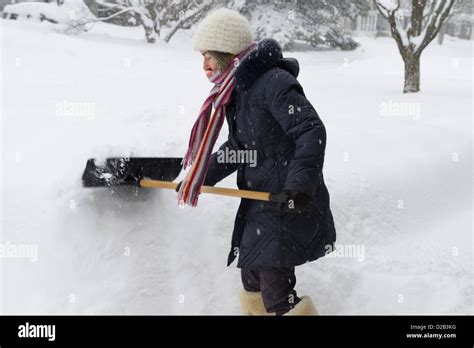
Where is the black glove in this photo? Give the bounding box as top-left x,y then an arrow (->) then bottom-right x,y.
175,181 -> 183,192
276,191 -> 312,213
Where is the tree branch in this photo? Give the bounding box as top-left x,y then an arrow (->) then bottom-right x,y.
409,0 -> 427,37
374,0 -> 395,19
164,2 -> 208,42
375,0 -> 408,52
415,0 -> 455,54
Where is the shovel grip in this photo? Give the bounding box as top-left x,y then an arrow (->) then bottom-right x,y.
139,179 -> 274,202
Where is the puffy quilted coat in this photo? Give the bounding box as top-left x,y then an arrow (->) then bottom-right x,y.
203,38 -> 336,268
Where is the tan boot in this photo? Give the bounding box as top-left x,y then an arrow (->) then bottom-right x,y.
284,296 -> 318,315
239,289 -> 270,315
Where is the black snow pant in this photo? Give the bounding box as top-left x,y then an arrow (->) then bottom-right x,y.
241,267 -> 300,315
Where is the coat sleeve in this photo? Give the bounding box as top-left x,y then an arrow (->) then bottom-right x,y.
264,69 -> 327,197
203,136 -> 240,187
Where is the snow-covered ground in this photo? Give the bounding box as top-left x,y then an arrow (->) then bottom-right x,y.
0,19 -> 472,314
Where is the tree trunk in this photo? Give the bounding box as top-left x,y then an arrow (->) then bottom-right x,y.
143,26 -> 157,43
403,53 -> 420,93
438,23 -> 446,45
138,16 -> 158,43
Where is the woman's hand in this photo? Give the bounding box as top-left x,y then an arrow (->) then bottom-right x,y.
276,191 -> 312,213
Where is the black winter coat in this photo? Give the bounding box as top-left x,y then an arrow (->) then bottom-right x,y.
203,38 -> 336,268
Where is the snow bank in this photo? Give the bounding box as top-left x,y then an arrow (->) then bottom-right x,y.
4,2 -> 71,23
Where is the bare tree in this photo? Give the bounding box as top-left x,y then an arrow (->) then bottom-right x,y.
84,0 -> 215,44
374,0 -> 455,93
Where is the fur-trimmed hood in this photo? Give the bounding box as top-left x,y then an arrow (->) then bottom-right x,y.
234,38 -> 299,91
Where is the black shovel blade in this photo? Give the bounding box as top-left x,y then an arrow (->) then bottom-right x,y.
82,157 -> 183,187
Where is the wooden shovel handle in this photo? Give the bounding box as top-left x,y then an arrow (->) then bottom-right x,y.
139,179 -> 273,202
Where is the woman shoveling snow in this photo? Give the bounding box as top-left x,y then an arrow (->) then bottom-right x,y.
177,8 -> 336,316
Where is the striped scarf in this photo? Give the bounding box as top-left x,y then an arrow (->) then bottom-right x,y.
178,42 -> 257,207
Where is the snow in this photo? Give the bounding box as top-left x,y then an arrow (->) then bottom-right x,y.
0,19 -> 472,314
410,34 -> 424,49
3,2 -> 71,24
377,0 -> 399,11
397,25 -> 409,48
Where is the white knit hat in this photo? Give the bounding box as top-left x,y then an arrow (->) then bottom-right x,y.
192,8 -> 253,55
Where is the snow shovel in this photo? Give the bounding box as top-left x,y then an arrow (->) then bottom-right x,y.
81,157 -> 287,202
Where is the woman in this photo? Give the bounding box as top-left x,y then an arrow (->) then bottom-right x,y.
177,9 -> 336,315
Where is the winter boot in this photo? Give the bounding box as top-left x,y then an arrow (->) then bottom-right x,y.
284,296 -> 318,315
239,289 -> 270,315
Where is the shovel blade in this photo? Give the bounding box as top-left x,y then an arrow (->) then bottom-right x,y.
82,157 -> 183,187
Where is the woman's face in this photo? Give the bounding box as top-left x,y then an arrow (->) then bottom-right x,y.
201,51 -> 218,78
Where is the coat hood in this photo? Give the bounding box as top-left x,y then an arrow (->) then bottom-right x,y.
234,38 -> 299,91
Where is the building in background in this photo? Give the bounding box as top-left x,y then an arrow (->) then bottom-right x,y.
347,6 -> 472,42
445,13 -> 473,40
347,9 -> 408,37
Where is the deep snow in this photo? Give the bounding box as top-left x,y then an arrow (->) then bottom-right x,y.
0,18 -> 472,314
